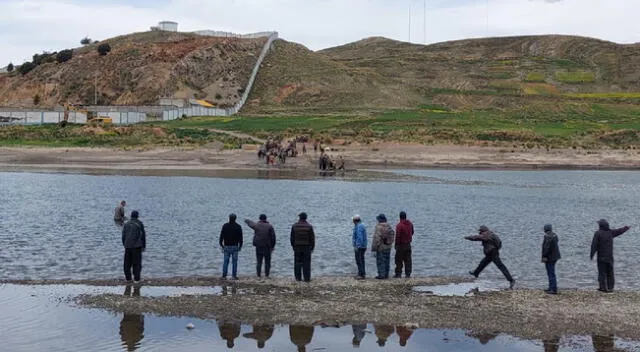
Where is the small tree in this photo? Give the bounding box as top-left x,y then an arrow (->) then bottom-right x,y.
80,37 -> 92,45
18,62 -> 36,75
56,49 -> 73,63
97,43 -> 111,56
7,63 -> 13,72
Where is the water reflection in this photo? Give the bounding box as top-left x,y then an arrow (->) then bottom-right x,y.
395,325 -> 414,347
543,337 -> 560,352
221,285 -> 238,296
242,325 -> 274,349
351,324 -> 367,347
289,325 -> 314,352
120,285 -> 144,351
466,330 -> 499,345
593,334 -> 620,352
219,322 -> 242,348
374,325 -> 394,347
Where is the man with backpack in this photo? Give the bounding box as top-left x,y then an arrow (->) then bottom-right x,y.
371,214 -> 395,279
465,225 -> 515,289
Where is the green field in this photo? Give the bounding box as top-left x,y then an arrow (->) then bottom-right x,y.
4,101 -> 640,149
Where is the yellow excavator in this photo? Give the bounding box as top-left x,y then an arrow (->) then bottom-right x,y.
60,103 -> 113,127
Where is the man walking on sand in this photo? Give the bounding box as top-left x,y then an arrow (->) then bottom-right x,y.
394,211 -> 414,278
591,219 -> 630,292
220,214 -> 243,280
541,224 -> 561,294
290,213 -> 315,282
353,215 -> 368,280
465,225 -> 515,289
245,214 -> 276,278
122,210 -> 145,284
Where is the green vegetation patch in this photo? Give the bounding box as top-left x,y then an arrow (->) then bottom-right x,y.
555,71 -> 596,84
524,72 -> 546,83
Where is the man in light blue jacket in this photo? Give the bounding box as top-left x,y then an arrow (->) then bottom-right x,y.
353,215 -> 368,280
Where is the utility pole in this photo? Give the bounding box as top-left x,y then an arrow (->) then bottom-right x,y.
486,0 -> 489,37
423,0 -> 427,44
94,75 -> 98,105
408,2 -> 412,43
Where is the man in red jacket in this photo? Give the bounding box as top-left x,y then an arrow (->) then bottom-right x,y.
394,211 -> 414,278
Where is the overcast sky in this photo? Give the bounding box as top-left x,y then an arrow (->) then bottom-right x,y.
2,0 -> 639,66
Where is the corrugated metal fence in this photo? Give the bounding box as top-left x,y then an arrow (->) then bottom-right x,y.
0,31 -> 279,126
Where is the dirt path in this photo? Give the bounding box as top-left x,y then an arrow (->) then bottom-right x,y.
208,128 -> 266,144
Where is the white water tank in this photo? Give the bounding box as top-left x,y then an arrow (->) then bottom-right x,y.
158,21 -> 178,32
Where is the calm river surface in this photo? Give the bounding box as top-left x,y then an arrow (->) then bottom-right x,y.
2,170 -> 640,289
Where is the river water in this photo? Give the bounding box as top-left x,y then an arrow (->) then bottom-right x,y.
2,170 -> 640,289
0,284 -> 638,351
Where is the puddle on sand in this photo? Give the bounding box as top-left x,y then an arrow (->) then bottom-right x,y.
412,280 -> 503,296
1,284 -> 640,351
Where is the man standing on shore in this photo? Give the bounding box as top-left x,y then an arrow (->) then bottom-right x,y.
394,211 -> 414,278
353,215 -> 368,280
591,219 -> 630,292
372,214 -> 394,280
290,212 -> 315,282
541,224 -> 561,294
245,214 -> 276,278
114,200 -> 127,225
220,214 -> 243,280
122,210 -> 145,284
465,225 -> 515,289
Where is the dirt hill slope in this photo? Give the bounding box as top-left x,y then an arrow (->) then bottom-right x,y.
0,31 -> 266,108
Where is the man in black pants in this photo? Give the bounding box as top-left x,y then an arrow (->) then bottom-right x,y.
245,214 -> 277,277
591,219 -> 630,292
465,225 -> 515,289
290,212 -> 315,282
122,210 -> 146,283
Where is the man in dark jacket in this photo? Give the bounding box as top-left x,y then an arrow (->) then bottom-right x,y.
122,210 -> 146,283
590,219 -> 630,292
541,224 -> 561,294
245,214 -> 276,278
220,214 -> 243,280
394,211 -> 414,278
465,225 -> 515,289
290,212 -> 315,282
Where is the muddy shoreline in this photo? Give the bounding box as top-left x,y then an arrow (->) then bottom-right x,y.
12,276 -> 636,341
2,145 -> 640,177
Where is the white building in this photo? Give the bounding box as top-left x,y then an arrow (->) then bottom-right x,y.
150,21 -> 178,32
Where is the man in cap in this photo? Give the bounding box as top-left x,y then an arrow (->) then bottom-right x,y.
591,219 -> 630,292
290,212 -> 315,282
122,210 -> 146,283
465,225 -> 515,289
541,224 -> 561,294
245,214 -> 277,278
220,214 -> 243,280
352,215 -> 368,280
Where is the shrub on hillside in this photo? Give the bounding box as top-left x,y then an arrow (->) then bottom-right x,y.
18,62 -> 36,75
80,37 -> 92,45
7,63 -> 13,72
33,94 -> 41,105
97,43 -> 111,56
56,50 -> 73,63
33,51 -> 56,66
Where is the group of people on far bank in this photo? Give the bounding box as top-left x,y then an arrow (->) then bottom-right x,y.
115,200 -> 632,293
